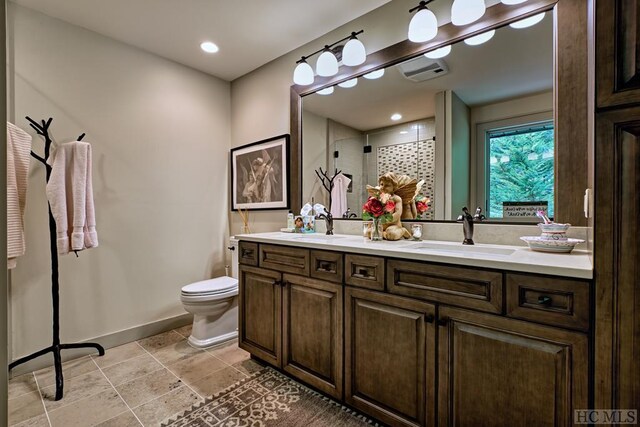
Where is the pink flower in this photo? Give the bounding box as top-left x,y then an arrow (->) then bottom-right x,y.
385,201 -> 396,213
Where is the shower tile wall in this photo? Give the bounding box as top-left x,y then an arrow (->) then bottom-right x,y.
377,140 -> 435,220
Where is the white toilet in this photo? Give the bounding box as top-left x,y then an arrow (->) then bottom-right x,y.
180,238 -> 239,349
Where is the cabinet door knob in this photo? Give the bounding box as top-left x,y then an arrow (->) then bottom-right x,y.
537,295 -> 553,306
425,314 -> 435,323
437,318 -> 448,326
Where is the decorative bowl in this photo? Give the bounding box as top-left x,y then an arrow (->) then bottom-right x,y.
537,223 -> 571,234
520,236 -> 584,253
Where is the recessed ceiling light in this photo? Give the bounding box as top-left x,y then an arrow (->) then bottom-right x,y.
391,113 -> 402,121
200,42 -> 219,53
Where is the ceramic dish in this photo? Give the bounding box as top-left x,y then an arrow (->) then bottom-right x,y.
537,223 -> 571,234
520,236 -> 584,253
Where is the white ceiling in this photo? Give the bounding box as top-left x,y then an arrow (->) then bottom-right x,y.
11,0 -> 389,81
303,11 -> 554,131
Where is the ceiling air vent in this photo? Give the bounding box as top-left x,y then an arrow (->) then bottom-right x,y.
396,56 -> 449,82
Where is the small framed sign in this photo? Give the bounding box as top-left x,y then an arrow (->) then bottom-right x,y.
502,201 -> 548,218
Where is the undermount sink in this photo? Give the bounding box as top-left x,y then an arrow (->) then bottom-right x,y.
406,242 -> 516,257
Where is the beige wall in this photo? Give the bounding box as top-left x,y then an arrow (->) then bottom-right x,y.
229,0 -> 418,235
7,4 -> 231,361
2,0 -> 8,421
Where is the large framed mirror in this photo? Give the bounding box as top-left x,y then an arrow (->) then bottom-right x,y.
290,0 -> 588,225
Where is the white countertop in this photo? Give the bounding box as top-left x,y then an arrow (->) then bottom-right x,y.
236,232 -> 593,279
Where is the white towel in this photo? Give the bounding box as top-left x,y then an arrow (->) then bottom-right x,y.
7,122 -> 33,268
330,173 -> 351,218
46,141 -> 98,255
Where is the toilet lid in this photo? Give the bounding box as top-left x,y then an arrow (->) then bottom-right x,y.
181,277 -> 238,295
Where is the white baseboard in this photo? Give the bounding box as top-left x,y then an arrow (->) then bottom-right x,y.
9,313 -> 193,376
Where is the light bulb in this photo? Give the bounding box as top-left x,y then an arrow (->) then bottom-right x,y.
293,60 -> 314,86
502,0 -> 527,4
408,8 -> 438,43
316,49 -> 339,77
391,113 -> 402,121
451,0 -> 486,26
364,69 -> 385,80
342,38 -> 366,66
425,45 -> 451,59
464,29 -> 495,46
200,42 -> 219,53
509,12 -> 545,29
338,78 -> 358,88
317,87 -> 334,95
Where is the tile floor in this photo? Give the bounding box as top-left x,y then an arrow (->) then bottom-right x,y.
7,325 -> 264,426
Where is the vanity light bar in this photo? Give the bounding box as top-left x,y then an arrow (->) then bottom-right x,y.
293,30 -> 366,86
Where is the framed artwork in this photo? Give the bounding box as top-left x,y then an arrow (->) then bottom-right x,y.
231,134 -> 290,211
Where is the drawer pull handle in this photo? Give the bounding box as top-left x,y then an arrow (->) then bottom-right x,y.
437,318 -> 448,326
318,262 -> 332,272
358,268 -> 369,277
273,280 -> 285,287
425,314 -> 435,323
242,249 -> 254,257
538,295 -> 553,306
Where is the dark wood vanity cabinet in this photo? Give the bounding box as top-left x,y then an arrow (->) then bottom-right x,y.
437,307 -> 588,427
238,250 -> 344,399
345,287 -> 436,427
238,242 -> 592,427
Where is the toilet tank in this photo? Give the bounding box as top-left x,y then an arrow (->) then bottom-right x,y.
228,237 -> 239,279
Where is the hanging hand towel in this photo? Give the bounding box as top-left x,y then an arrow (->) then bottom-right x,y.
46,141 -> 99,255
7,122 -> 33,269
330,173 -> 351,218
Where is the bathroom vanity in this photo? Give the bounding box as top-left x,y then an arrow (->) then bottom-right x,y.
236,233 -> 592,427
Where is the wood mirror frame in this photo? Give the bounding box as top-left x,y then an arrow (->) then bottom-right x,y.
289,0 -> 588,226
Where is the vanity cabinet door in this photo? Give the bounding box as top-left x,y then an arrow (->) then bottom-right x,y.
437,307 -> 588,427
238,265 -> 282,367
282,275 -> 343,399
345,287 -> 436,427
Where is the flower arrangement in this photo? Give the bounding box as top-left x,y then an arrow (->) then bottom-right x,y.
362,190 -> 395,223
415,195 -> 430,219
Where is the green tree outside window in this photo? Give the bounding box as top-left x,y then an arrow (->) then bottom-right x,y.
487,125 -> 554,219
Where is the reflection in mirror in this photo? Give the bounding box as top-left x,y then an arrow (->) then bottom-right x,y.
302,10 -> 553,222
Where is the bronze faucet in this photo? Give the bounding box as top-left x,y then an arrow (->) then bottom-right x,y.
457,207 -> 485,245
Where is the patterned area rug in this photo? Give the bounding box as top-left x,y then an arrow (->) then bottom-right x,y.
162,367 -> 380,427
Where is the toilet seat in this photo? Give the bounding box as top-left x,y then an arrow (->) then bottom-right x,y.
181,277 -> 238,302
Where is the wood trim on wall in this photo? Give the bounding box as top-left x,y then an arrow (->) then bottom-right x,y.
290,0 -> 590,226
1,0 -> 8,423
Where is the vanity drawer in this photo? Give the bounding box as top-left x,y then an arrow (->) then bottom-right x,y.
345,255 -> 385,291
506,273 -> 590,331
387,260 -> 503,313
260,244 -> 310,276
310,250 -> 343,284
238,241 -> 258,266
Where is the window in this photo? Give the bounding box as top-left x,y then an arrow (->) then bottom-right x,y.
486,121 -> 554,219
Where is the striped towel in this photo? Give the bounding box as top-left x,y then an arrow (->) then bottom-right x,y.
7,122 -> 32,269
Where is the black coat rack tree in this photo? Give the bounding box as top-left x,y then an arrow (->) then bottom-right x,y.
8,117 -> 105,401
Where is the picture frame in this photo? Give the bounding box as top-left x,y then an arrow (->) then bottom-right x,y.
231,134 -> 290,211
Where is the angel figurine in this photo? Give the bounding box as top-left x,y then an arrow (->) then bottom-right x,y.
366,172 -> 411,241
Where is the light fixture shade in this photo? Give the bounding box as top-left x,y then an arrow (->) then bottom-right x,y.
364,69 -> 385,79
338,78 -> 358,88
408,8 -> 438,42
464,29 -> 496,46
451,0 -> 486,26
509,12 -> 545,29
317,87 -> 334,95
316,50 -> 339,77
293,61 -> 314,85
342,38 -> 366,66
424,45 -> 451,59
501,0 -> 527,4
391,113 -> 402,121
